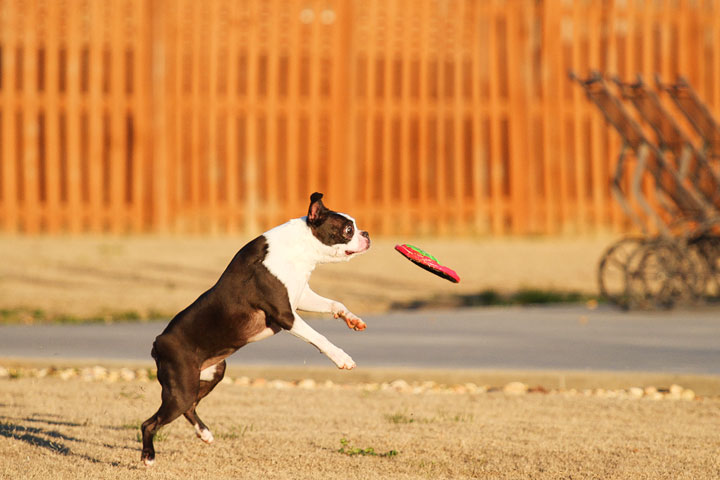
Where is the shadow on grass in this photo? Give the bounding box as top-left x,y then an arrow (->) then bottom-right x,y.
391,288 -> 598,310
0,418 -> 122,465
22,416 -> 85,428
0,421 -> 73,455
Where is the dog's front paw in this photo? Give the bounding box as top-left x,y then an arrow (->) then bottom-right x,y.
141,451 -> 155,467
330,349 -> 356,370
333,310 -> 367,331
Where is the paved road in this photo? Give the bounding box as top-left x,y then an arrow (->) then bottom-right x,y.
0,305 -> 718,374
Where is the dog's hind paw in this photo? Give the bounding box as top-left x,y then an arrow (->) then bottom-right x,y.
199,429 -> 214,444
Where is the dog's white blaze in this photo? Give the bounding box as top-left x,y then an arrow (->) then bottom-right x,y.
199,364 -> 217,381
247,327 -> 274,343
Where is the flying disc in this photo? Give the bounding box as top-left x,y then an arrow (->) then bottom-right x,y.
394,244 -> 460,283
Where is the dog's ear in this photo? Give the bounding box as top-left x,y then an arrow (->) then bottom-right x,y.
307,192 -> 328,226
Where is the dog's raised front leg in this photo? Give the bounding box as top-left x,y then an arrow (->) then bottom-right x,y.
296,285 -> 367,331
288,312 -> 356,369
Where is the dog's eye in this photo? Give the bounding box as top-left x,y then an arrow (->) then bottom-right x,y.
344,225 -> 354,236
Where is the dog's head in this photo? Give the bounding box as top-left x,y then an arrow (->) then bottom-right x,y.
305,192 -> 371,263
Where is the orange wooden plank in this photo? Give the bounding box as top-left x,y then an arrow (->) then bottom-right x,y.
416,0 -> 431,233
714,0 -> 720,117
542,0 -> 560,234
21,0 -> 40,233
434,4 -> 449,236
43,0 -> 61,232
171,0 -> 186,232
329,0 -> 352,211
110,0 -> 126,233
130,0 -> 148,232
265,0 -> 281,225
470,2 -> 488,234
363,0 -> 378,214
487,0 -> 503,235
380,0 -> 396,234
452,0 -> 469,235
505,0 -> 529,235
65,0 -> 83,233
188,0 -> 201,232
397,0 -> 412,234
224,0 -> 240,232
244,0 -> 259,233
676,0 -> 690,81
306,0 -> 321,203
572,0 -> 592,233
87,0 -> 105,232
207,0 -> 221,233
285,0 -> 301,216
0,0 -> 18,231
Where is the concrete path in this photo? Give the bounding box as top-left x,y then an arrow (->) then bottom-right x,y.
0,305 -> 718,374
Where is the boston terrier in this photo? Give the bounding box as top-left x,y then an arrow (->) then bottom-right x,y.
141,192 -> 371,466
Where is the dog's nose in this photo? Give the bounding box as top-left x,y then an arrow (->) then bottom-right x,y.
361,231 -> 369,239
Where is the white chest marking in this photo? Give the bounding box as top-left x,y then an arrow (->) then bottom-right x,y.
247,327 -> 275,343
262,219 -> 318,310
199,364 -> 217,382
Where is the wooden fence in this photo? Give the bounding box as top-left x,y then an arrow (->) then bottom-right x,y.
2,0 -> 720,235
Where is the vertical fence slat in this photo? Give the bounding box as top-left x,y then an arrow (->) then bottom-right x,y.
379,0 -> 394,234
86,0 -> 103,232
132,0 -> 148,232
224,0 -> 239,231
206,0 -> 220,233
330,0 -> 352,213
714,0 -> 720,116
451,0 -> 465,234
285,0 -> 300,218
265,0 -> 280,225
43,0 -> 60,231
362,0 -> 376,228
110,0 -> 125,232
244,0 -> 259,233
507,0 -> 529,235
65,0 -> 81,232
471,2 -> 487,235
416,0 -> 430,234
1,0 -> 18,231
21,1 -> 39,233
488,0 -> 503,235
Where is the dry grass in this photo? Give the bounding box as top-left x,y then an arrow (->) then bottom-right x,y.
0,235 -> 612,321
1,375 -> 719,480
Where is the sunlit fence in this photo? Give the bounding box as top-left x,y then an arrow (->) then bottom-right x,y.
2,0 -> 720,235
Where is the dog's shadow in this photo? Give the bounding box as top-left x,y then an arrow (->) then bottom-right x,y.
0,416 -> 133,466
0,420 -> 74,455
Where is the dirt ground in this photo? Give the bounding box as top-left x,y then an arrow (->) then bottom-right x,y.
5,234 -> 717,479
1,374 -> 718,480
0,235 -> 613,320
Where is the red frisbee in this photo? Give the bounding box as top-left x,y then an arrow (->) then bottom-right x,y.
394,244 -> 460,283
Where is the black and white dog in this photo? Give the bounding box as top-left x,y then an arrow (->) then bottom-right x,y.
141,192 -> 370,466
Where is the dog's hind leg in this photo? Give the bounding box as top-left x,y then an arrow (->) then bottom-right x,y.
183,360 -> 227,444
141,342 -> 199,466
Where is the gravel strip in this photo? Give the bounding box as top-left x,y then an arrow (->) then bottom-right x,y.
0,364 -> 703,401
